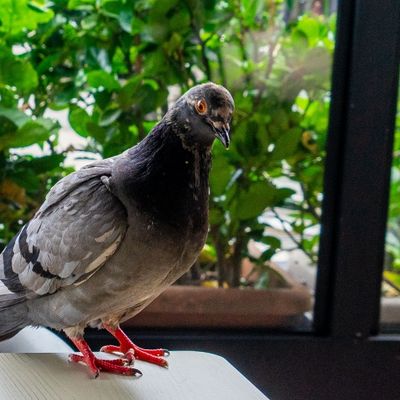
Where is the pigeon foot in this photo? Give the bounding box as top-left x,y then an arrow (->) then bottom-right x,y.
69,337 -> 142,378
101,325 -> 169,368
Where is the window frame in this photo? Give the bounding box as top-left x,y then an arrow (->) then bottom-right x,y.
314,0 -> 400,338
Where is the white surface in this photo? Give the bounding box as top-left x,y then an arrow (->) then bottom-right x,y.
0,351 -> 268,400
0,327 -> 72,353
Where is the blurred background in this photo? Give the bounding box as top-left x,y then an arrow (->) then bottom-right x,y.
0,0 -> 398,330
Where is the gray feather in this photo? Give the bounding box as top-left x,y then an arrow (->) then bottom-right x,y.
0,157 -> 128,297
0,293 -> 29,340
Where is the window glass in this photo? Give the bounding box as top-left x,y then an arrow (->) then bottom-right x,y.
382,79 -> 400,332
0,0 -> 338,331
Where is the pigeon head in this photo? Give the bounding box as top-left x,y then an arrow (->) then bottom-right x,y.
169,82 -> 234,149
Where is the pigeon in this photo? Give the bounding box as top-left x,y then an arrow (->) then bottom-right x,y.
0,82 -> 234,377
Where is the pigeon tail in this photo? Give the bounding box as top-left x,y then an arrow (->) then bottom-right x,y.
0,294 -> 30,341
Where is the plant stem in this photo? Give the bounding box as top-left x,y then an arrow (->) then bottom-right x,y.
229,228 -> 245,287
210,226 -> 227,287
299,180 -> 321,221
271,207 -> 317,264
216,47 -> 227,87
184,0 -> 212,81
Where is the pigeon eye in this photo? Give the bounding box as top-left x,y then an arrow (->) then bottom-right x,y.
195,99 -> 208,115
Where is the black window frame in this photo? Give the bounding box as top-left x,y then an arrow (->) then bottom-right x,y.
85,1 -> 400,398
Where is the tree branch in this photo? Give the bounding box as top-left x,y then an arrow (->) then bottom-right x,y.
271,207 -> 317,264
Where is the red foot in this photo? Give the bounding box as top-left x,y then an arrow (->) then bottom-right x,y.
69,337 -> 142,378
101,325 -> 169,368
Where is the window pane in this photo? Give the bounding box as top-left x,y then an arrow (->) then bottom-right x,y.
0,0 -> 338,333
382,78 -> 400,332
130,1 -> 339,331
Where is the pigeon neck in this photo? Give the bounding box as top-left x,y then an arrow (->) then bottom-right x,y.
146,122 -> 212,197
123,122 -> 211,229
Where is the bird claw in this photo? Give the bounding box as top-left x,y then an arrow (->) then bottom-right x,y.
68,352 -> 142,377
101,325 -> 169,368
100,342 -> 169,368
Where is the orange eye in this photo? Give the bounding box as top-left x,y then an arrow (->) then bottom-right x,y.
195,99 -> 207,114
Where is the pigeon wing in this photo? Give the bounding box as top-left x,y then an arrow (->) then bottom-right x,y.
0,158 -> 128,296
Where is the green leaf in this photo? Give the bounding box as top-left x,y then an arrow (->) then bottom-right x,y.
86,121 -> 106,143
232,181 -> 278,221
167,9 -> 190,33
209,207 -> 224,226
8,168 -> 40,192
0,115 -> 17,137
118,7 -> 133,33
118,77 -> 166,113
210,156 -> 234,196
270,128 -> 302,161
258,248 -> 275,263
67,0 -> 95,10
0,107 -> 52,150
260,236 -> 281,249
69,106 -> 91,137
0,0 -> 53,35
0,107 -> 31,128
297,16 -> 322,46
0,120 -> 51,150
15,154 -> 65,174
36,54 -> 61,75
0,49 -> 38,94
100,1 -> 133,33
275,187 -> 296,204
112,47 -> 128,74
16,120 -> 50,144
86,70 -> 120,91
0,86 -> 17,108
99,108 -> 122,127
117,76 -> 141,109
81,14 -> 98,30
241,0 -> 263,27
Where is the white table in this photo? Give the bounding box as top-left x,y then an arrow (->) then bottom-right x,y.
0,351 -> 269,400
0,327 -> 72,353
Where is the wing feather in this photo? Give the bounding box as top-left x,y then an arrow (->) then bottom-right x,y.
0,157 -> 127,297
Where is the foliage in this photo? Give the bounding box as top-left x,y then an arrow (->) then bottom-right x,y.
0,1 -> 69,247
205,6 -> 334,286
0,0 -> 336,288
385,92 -> 400,289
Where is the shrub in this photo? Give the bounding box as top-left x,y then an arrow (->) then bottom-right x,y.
0,1 -> 336,288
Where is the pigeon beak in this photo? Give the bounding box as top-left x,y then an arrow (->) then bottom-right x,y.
212,122 -> 231,149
